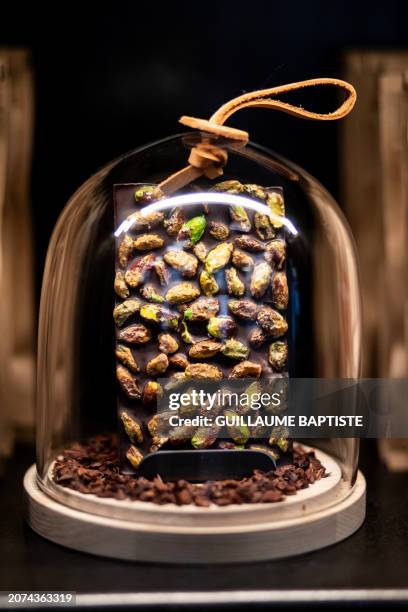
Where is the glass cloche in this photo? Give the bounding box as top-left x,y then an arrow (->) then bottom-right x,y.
29,118 -> 365,562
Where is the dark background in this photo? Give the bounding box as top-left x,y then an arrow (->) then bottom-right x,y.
1,4 -> 408,602
1,0 -> 408,291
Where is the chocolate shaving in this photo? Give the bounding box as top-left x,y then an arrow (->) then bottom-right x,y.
53,435 -> 328,507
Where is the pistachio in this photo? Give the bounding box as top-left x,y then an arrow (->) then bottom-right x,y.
133,233 -> 164,251
265,239 -> 286,269
229,360 -> 262,379
248,420 -> 270,440
114,270 -> 129,298
271,272 -> 289,309
126,210 -> 164,232
164,372 -> 188,390
257,306 -> 288,337
245,380 -> 263,401
116,365 -> 141,399
140,304 -> 180,329
269,426 -> 290,452
146,353 -> 169,377
193,242 -> 208,262
163,250 -> 198,278
181,307 -> 191,321
205,242 -> 233,273
180,321 -> 194,344
267,191 -> 285,228
134,185 -> 164,204
224,409 -> 250,444
225,268 -> 245,296
229,205 -> 251,232
232,248 -> 254,270
244,184 -> 267,200
207,316 -> 237,339
121,411 -> 143,444
179,394 -> 197,417
234,235 -> 265,252
212,179 -> 244,194
148,412 -> 171,438
180,307 -> 190,322
268,341 -> 288,371
248,326 -> 270,348
185,363 -> 223,380
264,377 -> 288,414
234,381 -> 261,415
165,282 -> 200,304
178,215 -> 206,245
116,344 -> 139,372
164,207 -> 186,236
118,234 -> 135,268
158,333 -> 179,354
169,352 -> 189,369
181,297 -> 219,321
228,299 -> 259,321
250,262 -> 272,298
189,340 -> 222,359
153,258 -> 170,286
113,298 -> 141,326
150,437 -> 169,452
191,425 -> 220,449
126,445 -> 144,469
209,221 -> 230,240
199,270 -> 219,296
139,284 -> 164,303
221,338 -> 249,360
218,441 -> 245,450
142,380 -> 164,405
169,423 -> 197,445
118,324 -> 151,344
254,212 -> 275,241
124,254 -> 155,288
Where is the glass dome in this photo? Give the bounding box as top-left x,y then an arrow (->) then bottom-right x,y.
35,132 -> 361,522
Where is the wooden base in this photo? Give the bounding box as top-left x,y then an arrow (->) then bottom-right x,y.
24,458 -> 366,563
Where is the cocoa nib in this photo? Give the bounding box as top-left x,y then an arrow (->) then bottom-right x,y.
53,435 -> 327,507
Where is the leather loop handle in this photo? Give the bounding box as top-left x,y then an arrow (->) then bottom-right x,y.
208,78 -> 356,126
160,78 -> 356,194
